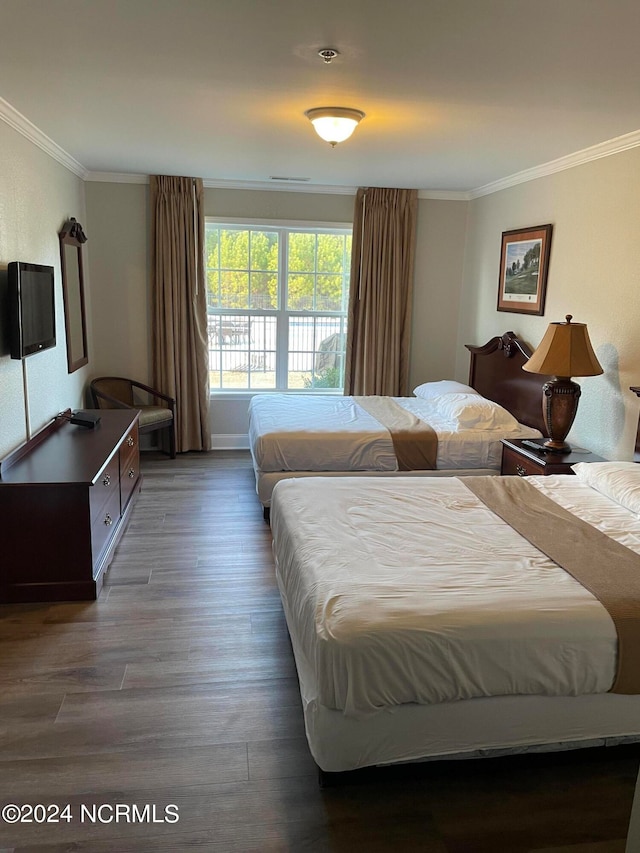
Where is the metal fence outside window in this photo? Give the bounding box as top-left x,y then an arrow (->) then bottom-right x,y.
207,313 -> 346,390
205,222 -> 351,391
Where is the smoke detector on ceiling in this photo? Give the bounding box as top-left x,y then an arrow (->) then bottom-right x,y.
318,48 -> 339,64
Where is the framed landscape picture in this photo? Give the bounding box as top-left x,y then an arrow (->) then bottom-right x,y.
497,224 -> 552,315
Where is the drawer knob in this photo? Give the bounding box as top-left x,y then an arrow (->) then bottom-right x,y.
516,464 -> 527,477
102,474 -> 111,487
104,513 -> 113,526
128,468 -> 136,479
127,436 -> 135,447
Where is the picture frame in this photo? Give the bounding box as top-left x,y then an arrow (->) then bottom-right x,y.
497,224 -> 552,315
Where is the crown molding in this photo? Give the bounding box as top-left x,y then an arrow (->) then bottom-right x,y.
470,128 -> 640,199
204,178 -> 355,194
203,179 -> 470,198
0,96 -> 87,179
418,189 -> 471,201
84,173 -> 357,194
83,175 -> 471,200
85,171 -> 148,184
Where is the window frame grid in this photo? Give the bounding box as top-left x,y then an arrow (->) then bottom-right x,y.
205,218 -> 352,393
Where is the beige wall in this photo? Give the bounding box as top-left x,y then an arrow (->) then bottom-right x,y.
409,198 -> 468,390
0,121 -> 89,459
457,147 -> 640,460
205,187 -> 354,222
85,182 -> 150,379
84,183 -> 469,442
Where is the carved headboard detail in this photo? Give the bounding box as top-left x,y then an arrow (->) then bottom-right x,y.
466,331 -> 550,435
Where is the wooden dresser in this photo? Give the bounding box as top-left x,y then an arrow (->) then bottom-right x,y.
0,409 -> 142,602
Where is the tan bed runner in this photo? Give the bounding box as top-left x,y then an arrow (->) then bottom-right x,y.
354,396 -> 437,470
464,476 -> 640,694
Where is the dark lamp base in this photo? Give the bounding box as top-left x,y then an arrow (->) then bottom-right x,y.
542,438 -> 572,453
542,377 -> 581,455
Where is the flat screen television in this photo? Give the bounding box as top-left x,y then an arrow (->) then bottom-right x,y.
8,261 -> 56,359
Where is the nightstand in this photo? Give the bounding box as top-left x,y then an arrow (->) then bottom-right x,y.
500,438 -> 606,477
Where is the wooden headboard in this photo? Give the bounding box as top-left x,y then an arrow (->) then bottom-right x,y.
466,331 -> 550,435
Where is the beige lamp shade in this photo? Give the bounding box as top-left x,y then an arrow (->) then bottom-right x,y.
522,315 -> 603,378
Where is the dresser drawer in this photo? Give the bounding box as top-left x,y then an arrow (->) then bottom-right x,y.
90,454 -> 120,524
119,423 -> 140,511
122,422 -> 139,457
120,452 -> 140,510
91,487 -> 121,568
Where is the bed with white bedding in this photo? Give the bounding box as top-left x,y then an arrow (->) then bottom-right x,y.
249,331 -> 548,513
269,462 -> 640,774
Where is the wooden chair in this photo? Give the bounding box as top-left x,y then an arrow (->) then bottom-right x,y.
89,377 -> 176,458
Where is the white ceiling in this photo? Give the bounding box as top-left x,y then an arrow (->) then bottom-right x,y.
3,0 -> 640,195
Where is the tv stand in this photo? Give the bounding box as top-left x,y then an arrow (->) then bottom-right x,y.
0,409 -> 142,602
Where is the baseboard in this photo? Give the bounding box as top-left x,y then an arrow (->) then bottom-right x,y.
210,433 -> 249,450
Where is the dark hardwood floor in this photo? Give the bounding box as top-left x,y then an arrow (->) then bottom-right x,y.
0,451 -> 637,852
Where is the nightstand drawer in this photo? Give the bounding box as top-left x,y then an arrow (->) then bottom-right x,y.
501,446 -> 544,477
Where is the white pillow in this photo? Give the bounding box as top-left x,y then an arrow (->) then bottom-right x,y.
413,380 -> 480,400
432,393 -> 519,431
572,462 -> 640,515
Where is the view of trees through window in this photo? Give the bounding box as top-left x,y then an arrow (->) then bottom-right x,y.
205,223 -> 352,391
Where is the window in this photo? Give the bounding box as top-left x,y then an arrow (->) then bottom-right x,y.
205,221 -> 352,392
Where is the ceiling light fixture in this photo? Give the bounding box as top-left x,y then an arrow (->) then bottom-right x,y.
305,107 -> 365,147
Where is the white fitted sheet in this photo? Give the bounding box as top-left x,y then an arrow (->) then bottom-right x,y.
302,689 -> 640,772
249,393 -> 540,473
254,466 -> 499,508
270,475 -> 640,719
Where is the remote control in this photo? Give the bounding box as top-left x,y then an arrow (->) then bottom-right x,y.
521,439 -> 548,453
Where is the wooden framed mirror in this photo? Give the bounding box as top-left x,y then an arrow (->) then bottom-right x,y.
59,217 -> 88,373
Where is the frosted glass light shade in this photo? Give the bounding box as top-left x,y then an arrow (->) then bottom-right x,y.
305,107 -> 365,146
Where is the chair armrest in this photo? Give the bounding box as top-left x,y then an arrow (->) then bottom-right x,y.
91,388 -> 135,410
130,380 -> 176,411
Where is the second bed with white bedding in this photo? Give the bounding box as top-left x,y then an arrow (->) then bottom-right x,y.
248,331 -> 552,512
250,393 -> 539,474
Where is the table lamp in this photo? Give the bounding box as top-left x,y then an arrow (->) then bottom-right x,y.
522,315 -> 603,452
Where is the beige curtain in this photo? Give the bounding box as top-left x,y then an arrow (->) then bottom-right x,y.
150,175 -> 211,452
344,187 -> 418,396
